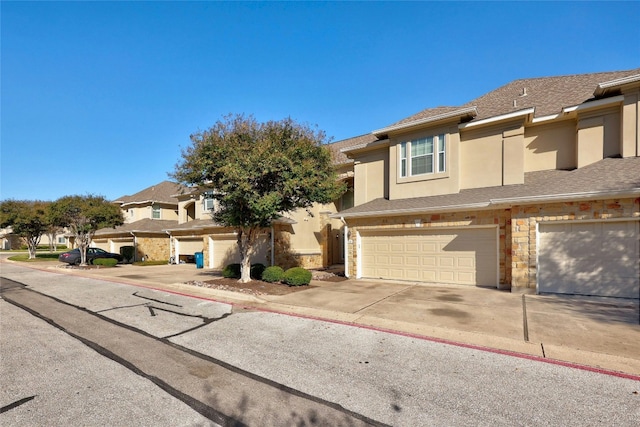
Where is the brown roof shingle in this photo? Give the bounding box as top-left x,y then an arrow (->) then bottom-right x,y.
114,181 -> 189,206
385,68 -> 640,130
327,134 -> 379,165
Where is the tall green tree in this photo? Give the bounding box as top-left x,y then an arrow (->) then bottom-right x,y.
49,195 -> 123,266
0,200 -> 50,259
172,114 -> 346,282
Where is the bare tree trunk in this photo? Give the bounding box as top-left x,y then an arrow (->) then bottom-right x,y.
237,227 -> 259,283
26,234 -> 41,259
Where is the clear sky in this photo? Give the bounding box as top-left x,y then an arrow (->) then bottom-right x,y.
1,1 -> 639,202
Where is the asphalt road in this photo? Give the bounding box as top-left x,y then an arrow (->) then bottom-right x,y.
1,263 -> 639,426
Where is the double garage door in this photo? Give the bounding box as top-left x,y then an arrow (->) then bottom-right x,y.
360,227 -> 498,286
538,220 -> 639,299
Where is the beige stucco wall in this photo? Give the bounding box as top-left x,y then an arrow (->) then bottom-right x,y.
459,123 -> 506,189
353,149 -> 389,205
123,204 -> 178,223
510,197 -> 640,292
524,120 -> 576,172
576,108 -> 621,168
345,209 -> 512,287
621,91 -> 639,158
385,125 -> 460,200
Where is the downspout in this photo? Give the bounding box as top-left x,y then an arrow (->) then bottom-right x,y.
129,232 -> 137,262
166,231 -> 173,264
340,217 -> 349,278
270,226 -> 275,266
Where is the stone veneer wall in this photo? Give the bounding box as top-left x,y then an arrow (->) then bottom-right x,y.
346,209 -> 512,287
511,197 -> 640,292
136,236 -> 170,261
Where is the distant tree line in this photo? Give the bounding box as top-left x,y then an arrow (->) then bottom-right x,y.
0,195 -> 123,265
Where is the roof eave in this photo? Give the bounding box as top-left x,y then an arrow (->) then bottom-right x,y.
594,73 -> 640,97
458,108 -> 535,130
373,106 -> 478,136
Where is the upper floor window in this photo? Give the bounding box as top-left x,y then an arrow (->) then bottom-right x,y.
400,134 -> 446,177
203,191 -> 215,211
152,205 -> 161,219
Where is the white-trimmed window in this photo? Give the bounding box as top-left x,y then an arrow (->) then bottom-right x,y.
152,205 -> 161,219
399,134 -> 446,177
203,191 -> 215,211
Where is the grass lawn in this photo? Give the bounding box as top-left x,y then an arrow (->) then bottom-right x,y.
7,252 -> 63,262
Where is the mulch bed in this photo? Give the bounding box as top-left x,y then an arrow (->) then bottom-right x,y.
185,278 -> 315,296
186,272 -> 348,296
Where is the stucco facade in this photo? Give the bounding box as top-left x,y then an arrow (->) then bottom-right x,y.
336,69 -> 640,298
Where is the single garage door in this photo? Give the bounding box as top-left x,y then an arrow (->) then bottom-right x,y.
360,227 -> 498,286
538,220 -> 639,298
210,236 -> 269,269
176,238 -> 203,262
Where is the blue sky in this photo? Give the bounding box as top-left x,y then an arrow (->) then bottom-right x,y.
1,1 -> 639,202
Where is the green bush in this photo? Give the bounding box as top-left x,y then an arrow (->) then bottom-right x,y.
250,263 -> 266,280
261,266 -> 285,283
93,258 -> 118,267
282,267 -> 312,286
222,263 -> 241,279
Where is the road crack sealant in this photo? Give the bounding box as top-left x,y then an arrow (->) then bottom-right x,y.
0,277 -> 387,427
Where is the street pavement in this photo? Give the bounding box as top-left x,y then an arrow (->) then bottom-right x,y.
8,259 -> 638,377
6,263 -> 640,375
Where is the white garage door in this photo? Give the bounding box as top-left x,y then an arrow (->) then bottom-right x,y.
538,221 -> 639,298
210,236 -> 269,269
176,238 -> 203,259
360,228 -> 498,286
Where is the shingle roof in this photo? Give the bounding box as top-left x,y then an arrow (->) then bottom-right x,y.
94,218 -> 178,236
336,156 -> 640,218
114,181 -> 189,206
384,68 -> 640,131
327,134 -> 379,165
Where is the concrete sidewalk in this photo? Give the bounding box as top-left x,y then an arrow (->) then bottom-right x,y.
6,260 -> 640,377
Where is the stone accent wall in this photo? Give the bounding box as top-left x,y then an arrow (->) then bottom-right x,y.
511,197 -> 640,292
136,236 -> 170,261
347,209 -> 512,287
272,225 -> 323,269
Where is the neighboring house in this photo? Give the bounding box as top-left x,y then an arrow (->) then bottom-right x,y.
93,181 -> 188,261
0,227 -> 22,250
165,162 -> 355,269
334,69 -> 640,299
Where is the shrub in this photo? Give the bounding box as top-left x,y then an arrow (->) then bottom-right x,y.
222,263 -> 241,279
93,258 -> 118,267
282,267 -> 312,286
261,266 -> 284,283
250,263 -> 266,280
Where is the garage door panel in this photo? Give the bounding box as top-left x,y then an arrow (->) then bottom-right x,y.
538,221 -> 639,298
360,228 -> 497,286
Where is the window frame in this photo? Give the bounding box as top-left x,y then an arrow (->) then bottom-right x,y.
203,191 -> 216,211
399,133 -> 446,178
151,205 -> 161,219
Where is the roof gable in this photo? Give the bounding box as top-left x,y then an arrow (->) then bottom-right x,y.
114,181 -> 189,206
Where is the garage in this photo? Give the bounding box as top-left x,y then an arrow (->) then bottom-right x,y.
359,227 -> 498,286
175,238 -> 203,263
210,235 -> 269,269
538,220 -> 640,298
